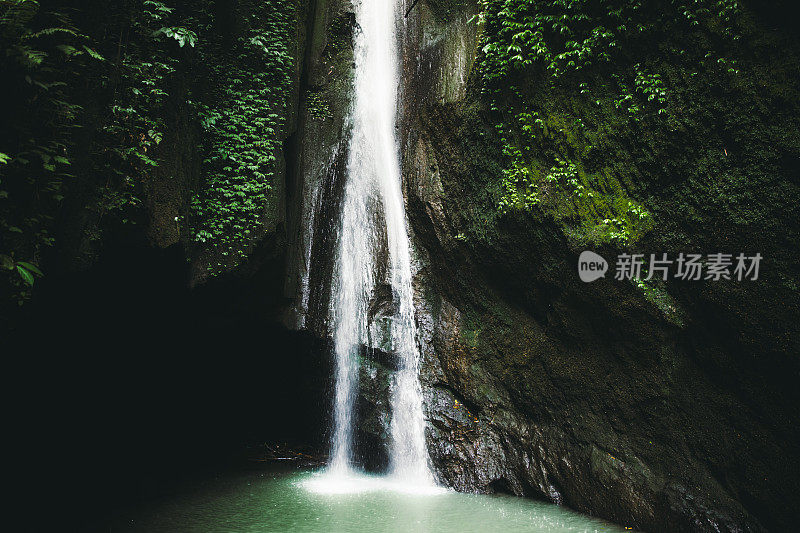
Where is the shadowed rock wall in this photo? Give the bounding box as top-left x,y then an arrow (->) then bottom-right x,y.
389,2 -> 800,532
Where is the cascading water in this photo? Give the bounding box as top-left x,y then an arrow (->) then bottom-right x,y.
324,0 -> 435,487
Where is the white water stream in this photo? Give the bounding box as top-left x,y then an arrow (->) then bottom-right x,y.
320,0 -> 436,490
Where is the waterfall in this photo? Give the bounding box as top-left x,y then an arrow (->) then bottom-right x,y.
326,0 -> 435,486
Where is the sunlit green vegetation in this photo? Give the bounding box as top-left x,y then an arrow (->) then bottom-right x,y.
474,0 -> 742,247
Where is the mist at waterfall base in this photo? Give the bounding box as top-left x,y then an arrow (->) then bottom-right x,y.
113,465 -> 628,533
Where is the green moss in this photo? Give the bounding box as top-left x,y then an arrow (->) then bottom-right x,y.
474,0 -> 764,254
496,109 -> 654,247
425,0 -> 473,24
323,11 -> 353,59
436,0 -> 800,370
305,89 -> 332,120
632,278 -> 686,328
459,311 -> 482,349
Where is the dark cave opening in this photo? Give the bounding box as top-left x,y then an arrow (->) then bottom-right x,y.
4,228 -> 331,531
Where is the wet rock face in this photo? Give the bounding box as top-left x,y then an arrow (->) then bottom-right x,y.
283,0 -> 357,334
391,2 -> 798,533
405,122 -> 769,530
354,350 -> 393,471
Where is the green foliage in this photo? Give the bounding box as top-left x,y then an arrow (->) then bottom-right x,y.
0,0 -> 198,304
1,0 -> 300,306
0,0 -> 99,301
615,64 -> 668,118
632,277 -> 685,327
476,0 -> 741,87
153,26 -> 197,48
93,0 -> 193,223
499,146 -> 652,246
190,0 -> 295,275
1,253 -> 43,303
475,0 -> 744,247
305,90 -> 331,120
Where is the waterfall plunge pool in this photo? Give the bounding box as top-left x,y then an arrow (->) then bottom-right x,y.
113,465 -> 630,532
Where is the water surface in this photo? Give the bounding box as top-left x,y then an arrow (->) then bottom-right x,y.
114,467 -> 629,532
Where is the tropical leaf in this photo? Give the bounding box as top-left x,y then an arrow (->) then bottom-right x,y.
82,45 -> 105,61
17,261 -> 43,276
16,265 -> 35,286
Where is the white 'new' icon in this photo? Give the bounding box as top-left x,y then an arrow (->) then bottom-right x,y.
578,251 -> 608,282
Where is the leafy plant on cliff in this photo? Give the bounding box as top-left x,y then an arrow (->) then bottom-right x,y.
190,0 -> 294,276
0,0 -> 198,304
476,0 -> 741,86
94,0 -> 196,224
0,0 -> 98,301
473,0 -> 743,247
